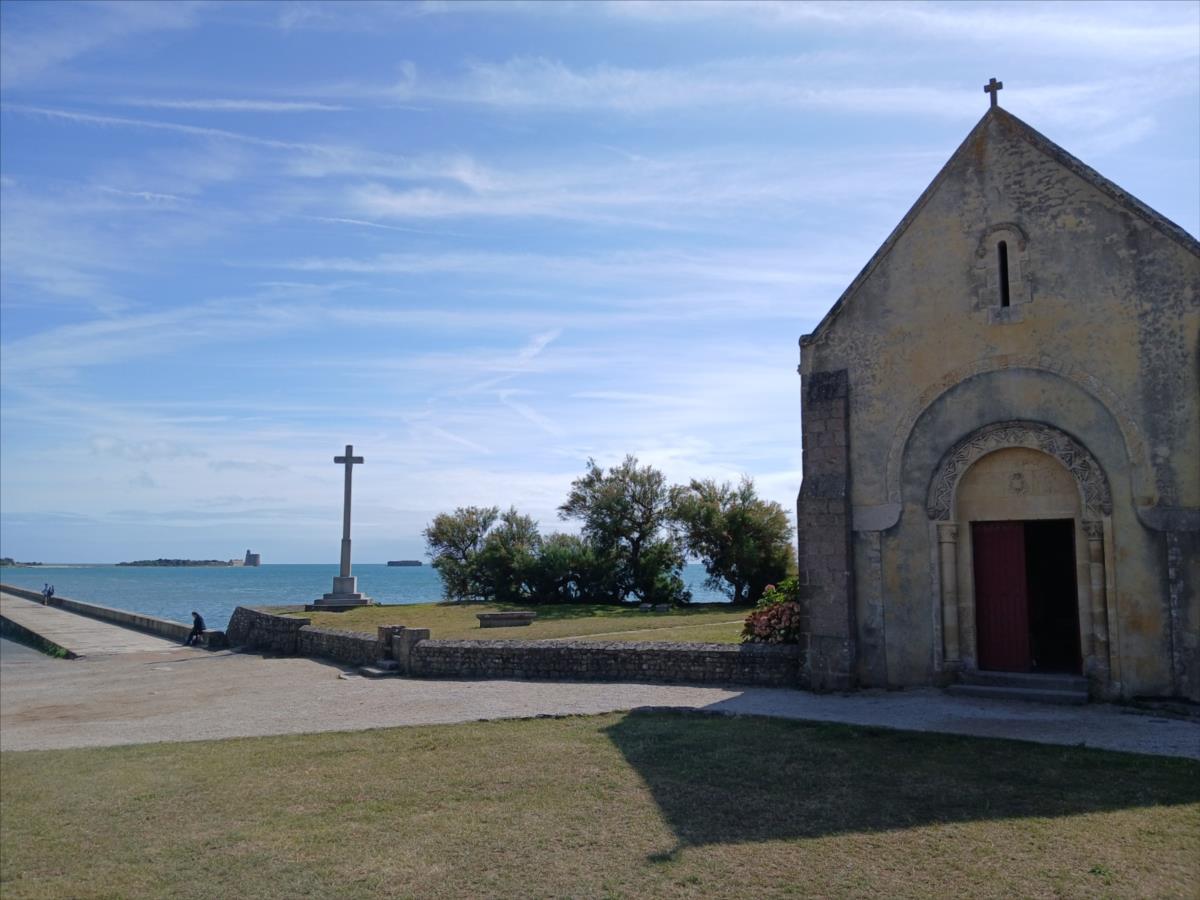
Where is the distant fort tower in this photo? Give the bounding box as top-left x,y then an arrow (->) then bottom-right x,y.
244,549 -> 262,567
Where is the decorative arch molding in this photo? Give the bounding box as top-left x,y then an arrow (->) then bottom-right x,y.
926,420 -> 1112,521
885,355 -> 1150,509
974,221 -> 1029,256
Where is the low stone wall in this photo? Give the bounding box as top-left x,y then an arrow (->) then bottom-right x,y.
226,606 -> 310,653
225,607 -> 385,665
223,605 -> 804,687
0,613 -> 76,658
1,583 -> 226,649
410,639 -> 802,687
296,626 -> 384,666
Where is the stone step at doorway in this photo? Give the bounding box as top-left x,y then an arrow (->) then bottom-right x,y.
946,670 -> 1088,705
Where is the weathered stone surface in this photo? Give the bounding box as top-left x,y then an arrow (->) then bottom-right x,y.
411,639 -> 803,687
3,583 -> 225,648
797,106 -> 1199,700
297,626 -> 384,666
225,606 -> 309,654
224,607 -> 805,686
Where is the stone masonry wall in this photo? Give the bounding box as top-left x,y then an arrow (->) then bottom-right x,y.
225,606 -> 309,654
296,626 -> 384,666
2,583 -> 226,648
226,608 -> 382,664
795,369 -> 856,691
224,606 -> 805,686
411,639 -> 803,687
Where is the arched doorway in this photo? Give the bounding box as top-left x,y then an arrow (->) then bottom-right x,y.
957,448 -> 1083,673
925,421 -> 1113,687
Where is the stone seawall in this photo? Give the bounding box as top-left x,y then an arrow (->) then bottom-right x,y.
297,627 -> 384,666
225,606 -> 309,653
224,606 -> 805,687
0,583 -> 226,649
0,613 -> 76,658
411,639 -> 802,687
226,607 -> 384,666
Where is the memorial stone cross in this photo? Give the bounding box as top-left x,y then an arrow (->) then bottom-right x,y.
334,444 -> 364,578
984,77 -> 1003,108
315,444 -> 370,605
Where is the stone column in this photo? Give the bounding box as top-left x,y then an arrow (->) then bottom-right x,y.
1083,521 -> 1108,673
937,523 -> 960,665
796,368 -> 855,691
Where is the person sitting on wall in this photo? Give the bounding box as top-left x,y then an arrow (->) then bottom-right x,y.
184,611 -> 207,647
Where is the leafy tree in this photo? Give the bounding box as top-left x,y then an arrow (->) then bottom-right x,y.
475,508 -> 542,604
526,533 -> 584,603
559,456 -> 689,605
423,505 -> 499,602
670,477 -> 793,605
523,533 -> 616,604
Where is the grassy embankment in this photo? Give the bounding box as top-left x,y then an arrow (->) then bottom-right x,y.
2,712 -> 1197,898
292,601 -> 746,644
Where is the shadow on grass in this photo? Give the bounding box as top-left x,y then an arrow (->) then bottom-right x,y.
603,710 -> 1200,853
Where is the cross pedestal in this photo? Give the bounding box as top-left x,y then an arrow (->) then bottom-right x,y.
311,444 -> 373,609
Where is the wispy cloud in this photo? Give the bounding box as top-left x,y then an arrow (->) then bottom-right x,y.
605,0 -> 1199,57
374,55 -> 1195,128
381,56 -> 976,117
116,97 -> 350,113
0,1 -> 204,86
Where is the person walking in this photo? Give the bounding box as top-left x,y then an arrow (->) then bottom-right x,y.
184,611 -> 206,647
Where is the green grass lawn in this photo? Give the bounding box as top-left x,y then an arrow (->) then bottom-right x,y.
290,601 -> 746,644
2,713 -> 1197,899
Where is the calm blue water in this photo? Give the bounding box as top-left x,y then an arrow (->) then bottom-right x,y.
1,563 -> 727,629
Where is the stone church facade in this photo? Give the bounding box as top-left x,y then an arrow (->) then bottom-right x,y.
796,104 -> 1199,701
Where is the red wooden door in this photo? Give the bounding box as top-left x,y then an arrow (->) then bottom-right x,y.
972,521 -> 1030,672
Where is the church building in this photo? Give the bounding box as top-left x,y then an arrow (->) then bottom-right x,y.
796,81 -> 1199,702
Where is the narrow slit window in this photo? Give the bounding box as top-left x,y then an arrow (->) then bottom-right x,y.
997,240 -> 1011,307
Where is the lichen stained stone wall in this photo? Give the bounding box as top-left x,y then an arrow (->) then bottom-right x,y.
797,107 -> 1199,699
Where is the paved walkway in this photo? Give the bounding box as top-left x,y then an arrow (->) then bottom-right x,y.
1,591 -> 180,655
2,636 -> 1197,758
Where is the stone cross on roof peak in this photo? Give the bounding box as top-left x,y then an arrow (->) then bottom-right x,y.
984,77 -> 1003,108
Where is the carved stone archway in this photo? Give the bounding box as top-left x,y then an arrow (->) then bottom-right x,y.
924,421 -> 1115,691
926,420 -> 1112,522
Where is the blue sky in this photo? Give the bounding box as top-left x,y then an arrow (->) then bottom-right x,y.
2,1 -> 1197,564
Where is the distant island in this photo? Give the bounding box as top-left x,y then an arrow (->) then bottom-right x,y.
0,557 -> 42,567
387,560 -> 423,567
117,559 -> 234,567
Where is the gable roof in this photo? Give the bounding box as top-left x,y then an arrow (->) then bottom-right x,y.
801,107 -> 1200,347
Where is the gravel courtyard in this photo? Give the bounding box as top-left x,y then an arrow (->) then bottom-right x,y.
2,637 -> 1196,757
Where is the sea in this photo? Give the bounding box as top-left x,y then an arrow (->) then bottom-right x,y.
0,563 -> 729,630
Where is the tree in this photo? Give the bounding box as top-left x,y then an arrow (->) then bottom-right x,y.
525,533 -> 622,604
670,476 -> 793,605
475,508 -> 542,604
559,456 -> 689,604
423,505 -> 498,602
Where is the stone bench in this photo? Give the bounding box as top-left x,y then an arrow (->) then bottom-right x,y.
477,611 -> 537,628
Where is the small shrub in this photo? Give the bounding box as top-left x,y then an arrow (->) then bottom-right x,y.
755,576 -> 800,609
742,577 -> 804,643
741,600 -> 805,644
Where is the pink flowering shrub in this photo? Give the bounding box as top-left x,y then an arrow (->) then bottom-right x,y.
741,576 -> 804,644
741,601 -> 804,644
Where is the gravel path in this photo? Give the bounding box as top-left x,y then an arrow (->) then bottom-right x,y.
3,638 -> 1197,758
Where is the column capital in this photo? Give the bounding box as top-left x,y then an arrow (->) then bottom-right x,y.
937,522 -> 959,543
